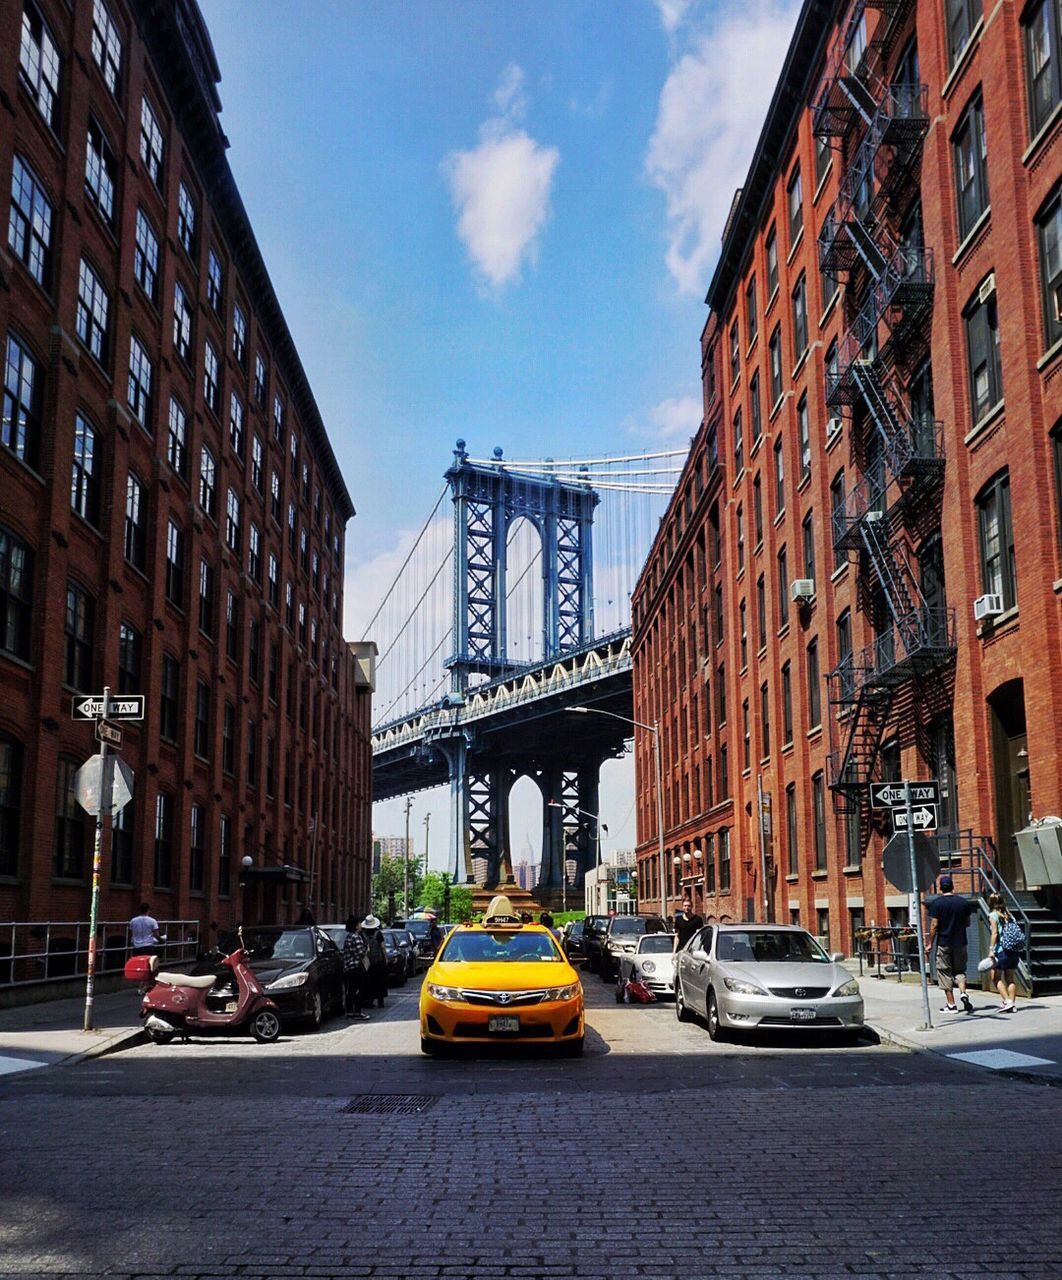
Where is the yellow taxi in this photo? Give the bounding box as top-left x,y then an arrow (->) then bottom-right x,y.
419,895 -> 584,1056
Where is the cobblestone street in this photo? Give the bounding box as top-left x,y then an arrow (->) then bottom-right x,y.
2,979 -> 1061,1279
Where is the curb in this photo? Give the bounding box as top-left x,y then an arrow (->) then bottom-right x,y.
868,1017 -> 1062,1088
71,1025 -> 149,1063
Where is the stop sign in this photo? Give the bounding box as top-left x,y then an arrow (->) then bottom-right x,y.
882,832 -> 938,893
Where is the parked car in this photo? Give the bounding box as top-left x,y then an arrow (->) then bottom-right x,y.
388,928 -> 419,980
382,929 -> 414,984
615,933 -> 677,1001
403,917 -> 441,965
562,919 -> 587,961
674,923 -> 864,1041
599,914 -> 669,982
193,926 -> 343,1030
583,916 -> 610,973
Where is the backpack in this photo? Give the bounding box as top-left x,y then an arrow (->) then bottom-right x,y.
999,919 -> 1024,952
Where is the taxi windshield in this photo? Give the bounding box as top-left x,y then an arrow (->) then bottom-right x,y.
440,931 -> 562,963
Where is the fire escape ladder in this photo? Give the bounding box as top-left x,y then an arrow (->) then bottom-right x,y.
859,516 -> 924,630
837,73 -> 879,126
851,361 -> 910,476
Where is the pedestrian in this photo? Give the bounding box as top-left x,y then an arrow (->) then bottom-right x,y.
539,911 -> 561,943
987,892 -> 1022,1012
673,896 -> 703,952
426,912 -> 443,955
342,914 -> 370,1021
129,903 -> 161,956
925,875 -> 975,1014
362,914 -> 388,1009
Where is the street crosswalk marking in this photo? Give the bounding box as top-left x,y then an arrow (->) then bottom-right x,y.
0,1054 -> 50,1076
947,1048 -> 1056,1070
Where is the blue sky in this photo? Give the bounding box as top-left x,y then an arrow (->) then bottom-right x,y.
199,0 -> 801,866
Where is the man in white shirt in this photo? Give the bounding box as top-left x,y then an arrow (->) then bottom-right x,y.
129,904 -> 160,956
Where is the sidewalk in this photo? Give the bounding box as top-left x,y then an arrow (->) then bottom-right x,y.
0,987 -> 145,1078
855,964 -> 1062,1082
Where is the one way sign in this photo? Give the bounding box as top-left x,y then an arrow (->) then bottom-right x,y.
893,804 -> 938,832
869,780 -> 940,809
72,693 -> 146,721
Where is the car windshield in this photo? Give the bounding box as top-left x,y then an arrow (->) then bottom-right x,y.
321,927 -> 346,948
440,931 -> 562,963
243,928 -> 314,960
405,920 -> 432,938
610,918 -> 650,936
716,930 -> 828,964
638,935 -> 675,954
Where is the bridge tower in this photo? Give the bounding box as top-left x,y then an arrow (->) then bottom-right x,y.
441,441 -> 604,897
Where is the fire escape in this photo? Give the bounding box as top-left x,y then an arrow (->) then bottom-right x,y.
814,0 -> 956,813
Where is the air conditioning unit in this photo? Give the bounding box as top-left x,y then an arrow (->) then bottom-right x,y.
978,273 -> 996,304
790,578 -> 815,602
973,593 -> 1004,621
826,417 -> 842,439
865,510 -> 884,523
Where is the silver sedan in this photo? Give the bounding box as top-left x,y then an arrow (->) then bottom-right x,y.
674,923 -> 864,1040
615,933 -> 677,1001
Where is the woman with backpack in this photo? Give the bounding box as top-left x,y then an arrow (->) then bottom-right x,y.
987,893 -> 1023,1012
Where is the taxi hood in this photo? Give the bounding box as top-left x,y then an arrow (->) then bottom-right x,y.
430,960 -> 574,991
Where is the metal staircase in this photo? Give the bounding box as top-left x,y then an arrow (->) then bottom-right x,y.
1013,892 -> 1062,996
815,0 -> 955,812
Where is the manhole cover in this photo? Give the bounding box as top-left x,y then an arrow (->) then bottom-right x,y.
340,1094 -> 439,1116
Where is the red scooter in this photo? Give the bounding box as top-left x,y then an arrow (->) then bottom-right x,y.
125,938 -> 281,1045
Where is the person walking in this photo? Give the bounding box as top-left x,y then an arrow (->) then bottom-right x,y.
129,903 -> 161,957
362,915 -> 388,1009
925,875 -> 975,1014
674,896 -> 703,952
987,893 -> 1022,1012
342,915 -> 370,1021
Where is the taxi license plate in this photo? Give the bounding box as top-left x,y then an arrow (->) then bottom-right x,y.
225,1001 -> 238,1013
790,1007 -> 816,1021
488,1016 -> 520,1033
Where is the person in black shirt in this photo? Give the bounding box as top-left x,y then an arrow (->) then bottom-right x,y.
674,897 -> 703,951
926,875 -> 975,1013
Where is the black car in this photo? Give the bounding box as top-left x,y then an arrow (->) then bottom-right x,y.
599,914 -> 669,982
583,916 -> 610,973
562,919 -> 587,961
386,928 -> 418,981
196,926 -> 344,1029
401,917 -> 441,965
381,930 -> 411,985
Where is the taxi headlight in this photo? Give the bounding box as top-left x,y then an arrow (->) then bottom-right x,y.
640,960 -> 656,974
426,983 -> 463,1002
832,978 -> 860,998
546,983 -> 580,1002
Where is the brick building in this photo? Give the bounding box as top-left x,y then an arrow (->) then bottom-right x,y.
0,0 -> 375,943
632,0 -> 1062,952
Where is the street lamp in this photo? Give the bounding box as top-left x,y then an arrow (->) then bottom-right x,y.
547,800 -> 609,914
566,706 -> 669,920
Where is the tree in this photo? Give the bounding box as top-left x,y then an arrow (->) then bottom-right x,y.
421,871 -> 473,922
372,853 -> 424,923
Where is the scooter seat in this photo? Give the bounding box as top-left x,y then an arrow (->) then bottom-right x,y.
156,972 -> 216,989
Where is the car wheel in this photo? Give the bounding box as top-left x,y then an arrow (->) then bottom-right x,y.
706,989 -> 729,1043
305,989 -> 323,1031
675,979 -> 693,1023
250,1008 -> 281,1043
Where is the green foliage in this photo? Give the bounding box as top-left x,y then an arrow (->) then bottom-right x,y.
551,910 -> 586,925
421,872 -> 474,922
372,853 -> 424,922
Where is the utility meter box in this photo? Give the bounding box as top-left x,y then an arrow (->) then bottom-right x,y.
1016,820 -> 1062,887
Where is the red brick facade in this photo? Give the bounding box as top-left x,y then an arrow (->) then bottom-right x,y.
0,0 -> 374,937
632,0 -> 1062,952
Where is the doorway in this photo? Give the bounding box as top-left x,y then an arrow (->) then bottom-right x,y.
987,680 -> 1029,886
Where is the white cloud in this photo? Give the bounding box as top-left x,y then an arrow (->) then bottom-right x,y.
650,394 -> 702,439
443,67 -> 560,291
646,0 -> 801,295
654,0 -> 695,34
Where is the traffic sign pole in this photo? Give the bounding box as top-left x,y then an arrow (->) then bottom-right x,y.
904,780 -> 933,1031
83,687 -> 113,1032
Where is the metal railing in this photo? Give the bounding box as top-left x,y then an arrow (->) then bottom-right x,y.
0,919 -> 200,989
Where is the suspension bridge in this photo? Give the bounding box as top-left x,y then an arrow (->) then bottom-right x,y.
367,438 -> 685,901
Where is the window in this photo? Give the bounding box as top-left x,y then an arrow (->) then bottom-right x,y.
226,489 -> 241,553
792,275 -> 808,359
246,720 -> 258,787
814,132 -> 831,190
61,581 -> 94,692
777,545 -> 789,628
739,598 -> 748,668
160,652 -> 179,742
194,680 -> 210,758
199,445 -> 216,518
1024,0 -> 1062,137
124,471 -> 146,570
737,505 -> 745,572
118,621 -> 141,694
760,682 -> 770,758
797,395 -> 811,482
198,559 -> 215,637
288,502 -> 297,553
977,470 -> 1016,609
85,119 -> 116,225
271,470 -> 282,523
268,642 -> 279,702
830,470 -> 846,570
138,95 -> 165,187
9,155 -> 52,288
718,827 -> 731,891
802,511 -> 815,583
229,392 -> 244,458
964,284 -> 1002,421
766,226 -> 778,298
953,94 -> 989,240
189,804 -> 205,893
742,699 -> 751,770
3,333 -> 42,467
173,281 -> 193,364
251,434 -> 264,493
254,352 -> 267,406
713,582 -> 724,646
812,772 -> 827,871
204,339 -> 219,413
91,0 -> 122,95
733,407 -> 744,475
947,0 -> 982,66
268,552 -> 279,609
128,336 -> 153,429
753,473 -> 763,546
729,321 -> 740,383
300,527 -> 309,572
133,209 -> 159,302
266,736 -> 276,796
225,591 -> 239,662
302,460 -> 311,503
273,393 -> 285,442
769,326 -> 782,405
745,375 -> 761,450
290,430 -> 299,476
807,637 -> 821,727
248,522 -> 261,583
177,182 -> 197,257
781,661 -> 793,745
717,661 -> 726,724
298,600 -> 307,646
165,519 -> 184,606
285,580 -> 294,630
756,574 -> 766,650
785,783 -> 798,876
71,413 -> 101,525
249,616 -> 261,684
76,259 -> 110,362
20,2 -> 62,129
154,793 -> 173,889
745,276 -> 758,347
55,758 -> 84,879
219,815 -> 232,896
787,166 -> 803,246
1054,425 -> 1062,551
222,702 -> 236,775
163,398 -> 187,478
772,438 -> 785,517
1036,186 -> 1062,350
232,302 -> 247,367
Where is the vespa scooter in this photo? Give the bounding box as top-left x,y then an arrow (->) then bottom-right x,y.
125,937 -> 281,1044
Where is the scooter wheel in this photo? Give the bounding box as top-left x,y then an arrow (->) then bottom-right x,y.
250,1009 -> 281,1043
